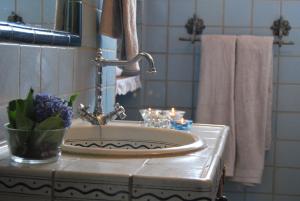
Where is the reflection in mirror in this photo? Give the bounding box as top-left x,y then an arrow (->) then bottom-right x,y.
0,0 -> 82,46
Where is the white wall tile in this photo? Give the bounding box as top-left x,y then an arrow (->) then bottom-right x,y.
20,45 -> 41,98
81,2 -> 97,48
74,48 -> 96,91
58,48 -> 75,95
41,47 -> 59,94
0,43 -> 20,104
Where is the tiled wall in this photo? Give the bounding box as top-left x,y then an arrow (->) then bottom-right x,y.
119,0 -> 300,201
0,0 -> 56,29
97,0 -> 118,114
0,0 -> 99,139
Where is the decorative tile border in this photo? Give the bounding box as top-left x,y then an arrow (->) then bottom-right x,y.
64,139 -> 179,150
0,176 -> 52,197
54,180 -> 129,201
132,187 -> 214,201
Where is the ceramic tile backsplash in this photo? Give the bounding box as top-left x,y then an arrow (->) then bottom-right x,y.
196,0 -> 223,26
41,47 -> 59,95
0,0 -> 99,124
0,43 -> 20,104
16,0 -> 42,25
20,45 -> 41,98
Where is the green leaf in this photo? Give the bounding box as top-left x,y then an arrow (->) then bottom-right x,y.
35,116 -> 64,130
15,99 -> 34,130
68,93 -> 78,107
7,100 -> 18,128
24,88 -> 34,119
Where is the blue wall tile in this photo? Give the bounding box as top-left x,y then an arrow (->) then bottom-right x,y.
100,35 -> 117,50
278,85 -> 300,111
16,0 -> 42,24
0,0 -> 15,21
246,167 -> 273,193
245,194 -> 272,201
196,0 -> 223,26
279,57 -> 300,84
142,26 -> 167,53
103,86 -> 115,114
167,81 -> 193,107
224,28 -> 251,35
253,0 -> 280,27
43,0 -> 55,24
144,0 -> 168,26
282,1 -> 300,27
167,55 -> 194,81
277,113 -> 300,140
168,27 -> 194,54
274,195 -> 300,201
275,168 -> 300,195
225,193 -> 245,201
224,0 -> 252,27
144,81 -> 166,107
280,29 -> 300,56
276,141 -> 300,167
169,0 -> 195,26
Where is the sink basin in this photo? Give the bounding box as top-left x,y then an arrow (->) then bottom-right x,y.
62,122 -> 206,156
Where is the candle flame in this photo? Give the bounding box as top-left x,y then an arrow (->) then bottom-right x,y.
180,118 -> 185,124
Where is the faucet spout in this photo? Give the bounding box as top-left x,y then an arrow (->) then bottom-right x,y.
99,52 -> 156,74
79,48 -> 156,126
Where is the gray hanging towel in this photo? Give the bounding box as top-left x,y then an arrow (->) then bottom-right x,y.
231,35 -> 273,185
195,35 -> 237,177
100,0 -> 140,75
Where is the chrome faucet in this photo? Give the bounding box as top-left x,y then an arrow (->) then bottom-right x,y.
79,48 -> 156,125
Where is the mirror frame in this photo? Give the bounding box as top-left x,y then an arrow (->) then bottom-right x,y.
0,1 -> 82,46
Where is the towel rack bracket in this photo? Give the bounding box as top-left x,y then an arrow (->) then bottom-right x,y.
271,16 -> 292,39
185,14 -> 206,36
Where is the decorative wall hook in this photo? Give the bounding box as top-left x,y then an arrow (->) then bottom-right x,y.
179,14 -> 205,43
271,16 -> 294,47
185,14 -> 206,35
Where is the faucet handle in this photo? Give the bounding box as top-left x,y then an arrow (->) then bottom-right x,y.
114,103 -> 127,120
78,103 -> 99,125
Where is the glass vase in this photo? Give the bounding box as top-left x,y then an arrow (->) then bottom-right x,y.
4,123 -> 67,164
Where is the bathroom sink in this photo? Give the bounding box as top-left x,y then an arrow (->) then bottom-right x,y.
62,121 -> 206,156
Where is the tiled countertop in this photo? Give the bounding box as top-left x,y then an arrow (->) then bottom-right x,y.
0,121 -> 229,201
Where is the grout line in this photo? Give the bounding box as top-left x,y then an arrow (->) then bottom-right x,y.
164,0 -> 171,108
250,0 -> 254,35
18,44 -> 21,98
222,0 -> 225,34
272,48 -> 281,201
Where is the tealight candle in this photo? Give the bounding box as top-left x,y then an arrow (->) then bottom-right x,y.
170,107 -> 176,118
171,118 -> 193,131
178,117 -> 185,124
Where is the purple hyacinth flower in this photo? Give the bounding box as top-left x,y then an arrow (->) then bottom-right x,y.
34,93 -> 73,128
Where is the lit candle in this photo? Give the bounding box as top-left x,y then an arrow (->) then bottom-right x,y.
170,107 -> 176,118
178,117 -> 186,125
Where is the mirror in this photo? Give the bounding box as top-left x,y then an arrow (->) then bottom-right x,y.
0,0 -> 82,46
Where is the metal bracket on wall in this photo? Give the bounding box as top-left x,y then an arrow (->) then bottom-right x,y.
179,14 -> 205,43
271,16 -> 294,47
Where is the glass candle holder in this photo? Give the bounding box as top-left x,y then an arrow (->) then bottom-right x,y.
139,109 -> 170,128
167,108 -> 185,121
171,119 -> 193,131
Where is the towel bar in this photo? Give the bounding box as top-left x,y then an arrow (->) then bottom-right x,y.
178,16 -> 294,47
179,36 -> 294,47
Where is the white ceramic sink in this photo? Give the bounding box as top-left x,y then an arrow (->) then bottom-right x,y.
62,121 -> 206,156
